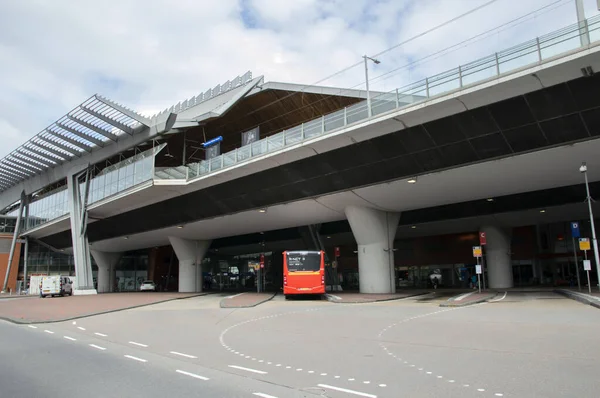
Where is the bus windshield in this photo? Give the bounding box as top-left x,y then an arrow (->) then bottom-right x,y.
286,252 -> 321,272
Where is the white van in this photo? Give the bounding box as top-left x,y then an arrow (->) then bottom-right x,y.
40,275 -> 73,298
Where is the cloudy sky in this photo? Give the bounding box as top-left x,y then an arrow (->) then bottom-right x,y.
0,0 -> 598,158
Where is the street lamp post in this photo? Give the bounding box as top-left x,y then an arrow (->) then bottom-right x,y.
580,162 -> 600,291
363,55 -> 381,118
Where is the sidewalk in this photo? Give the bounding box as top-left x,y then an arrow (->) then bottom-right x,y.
220,292 -> 276,308
555,289 -> 600,309
439,291 -> 499,307
325,291 -> 428,303
0,292 -> 204,324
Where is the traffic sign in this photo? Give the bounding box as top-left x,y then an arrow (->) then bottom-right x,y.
479,232 -> 487,246
579,238 -> 591,251
475,265 -> 482,274
473,246 -> 482,258
334,247 -> 340,258
571,222 -> 581,238
260,254 -> 265,268
584,260 -> 592,271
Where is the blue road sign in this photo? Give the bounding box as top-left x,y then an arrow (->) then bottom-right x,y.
571,222 -> 581,238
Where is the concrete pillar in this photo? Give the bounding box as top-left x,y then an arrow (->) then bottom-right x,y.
168,237 -> 212,293
344,206 -> 400,293
481,225 -> 514,289
91,250 -> 122,293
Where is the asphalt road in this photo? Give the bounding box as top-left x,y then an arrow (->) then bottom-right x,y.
2,291 -> 600,397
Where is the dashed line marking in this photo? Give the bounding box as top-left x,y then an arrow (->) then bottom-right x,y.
253,393 -> 278,398
63,336 -> 76,341
77,327 -> 86,331
317,384 -> 377,398
124,355 -> 147,362
28,325 -> 37,329
495,394 -> 504,397
228,365 -> 267,374
170,351 -> 197,359
44,330 -> 54,334
94,332 -> 107,337
89,344 -> 106,351
129,341 -> 148,347
175,369 -> 209,381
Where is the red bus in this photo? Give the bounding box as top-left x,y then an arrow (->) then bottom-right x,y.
282,250 -> 326,298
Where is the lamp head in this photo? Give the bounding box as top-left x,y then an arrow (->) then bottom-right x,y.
580,162 -> 588,173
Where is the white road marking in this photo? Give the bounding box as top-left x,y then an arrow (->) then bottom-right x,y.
44,330 -> 54,334
495,394 -> 504,397
478,388 -> 486,392
89,344 -> 106,351
379,384 -> 386,387
94,332 -> 107,337
63,336 -> 76,341
228,365 -> 267,374
169,351 -> 197,359
129,341 -> 148,347
320,373 -> 327,376
253,393 -> 278,398
226,292 -> 245,299
28,325 -> 37,329
490,291 -> 508,302
327,294 -> 342,300
175,369 -> 209,381
77,326 -> 86,331
124,355 -> 147,362
317,384 -> 377,398
453,292 -> 474,301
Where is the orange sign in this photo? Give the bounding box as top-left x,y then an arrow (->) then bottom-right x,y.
473,246 -> 482,258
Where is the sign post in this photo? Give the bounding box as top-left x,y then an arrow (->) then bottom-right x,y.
259,254 -> 265,293
473,246 -> 482,293
571,222 -> 582,291
479,232 -> 487,291
580,238 -> 592,294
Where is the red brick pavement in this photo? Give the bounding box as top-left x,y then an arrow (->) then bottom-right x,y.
0,292 -> 202,324
220,292 -> 276,308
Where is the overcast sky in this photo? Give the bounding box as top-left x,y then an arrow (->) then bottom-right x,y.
0,0 -> 599,158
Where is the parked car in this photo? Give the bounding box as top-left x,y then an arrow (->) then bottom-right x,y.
140,280 -> 156,291
40,275 -> 73,298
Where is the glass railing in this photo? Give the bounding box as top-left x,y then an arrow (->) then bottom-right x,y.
155,15 -> 600,182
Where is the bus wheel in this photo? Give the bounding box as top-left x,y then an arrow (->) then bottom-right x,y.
284,295 -> 290,300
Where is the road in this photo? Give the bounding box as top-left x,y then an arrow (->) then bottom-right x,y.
1,291 -> 600,397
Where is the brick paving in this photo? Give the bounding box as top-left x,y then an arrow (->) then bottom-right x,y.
326,291 -> 428,303
0,292 -> 202,324
220,292 -> 276,308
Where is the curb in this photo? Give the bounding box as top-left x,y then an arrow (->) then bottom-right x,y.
219,292 -> 277,308
325,292 -> 430,304
440,292 -> 498,307
555,289 -> 600,310
0,293 -> 208,325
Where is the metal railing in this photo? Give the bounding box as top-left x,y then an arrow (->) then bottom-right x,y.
155,15 -> 600,182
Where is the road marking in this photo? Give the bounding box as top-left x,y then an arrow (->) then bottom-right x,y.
495,394 -> 504,397
124,355 -> 147,362
490,291 -> 508,302
44,330 -> 54,334
478,388 -> 485,392
228,365 -> 267,374
77,327 -> 86,331
28,325 -> 37,329
170,351 -> 197,359
453,292 -> 474,301
226,292 -> 245,299
317,384 -> 377,398
327,294 -> 342,300
175,369 -> 209,381
89,344 -> 106,351
64,336 -> 76,341
379,384 -> 386,387
94,332 -> 107,337
129,341 -> 148,347
253,393 -> 278,398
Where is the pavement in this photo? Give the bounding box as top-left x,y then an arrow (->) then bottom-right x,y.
325,291 -> 428,303
0,292 -> 204,324
440,291 -> 499,307
220,292 -> 277,308
555,288 -> 600,309
2,290 -> 600,397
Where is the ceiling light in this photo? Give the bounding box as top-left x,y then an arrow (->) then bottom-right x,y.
486,198 -> 494,202
177,225 -> 184,229
407,177 -> 417,184
259,231 -> 264,234
327,236 -> 332,239
540,209 -> 546,213
124,236 -> 129,239
411,226 -> 417,229
258,208 -> 267,213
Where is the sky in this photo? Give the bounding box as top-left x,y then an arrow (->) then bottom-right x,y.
0,0 -> 599,158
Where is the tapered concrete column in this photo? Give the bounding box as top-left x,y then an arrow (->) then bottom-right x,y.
345,206 -> 400,293
168,237 -> 212,293
481,225 -> 513,289
91,250 -> 123,293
